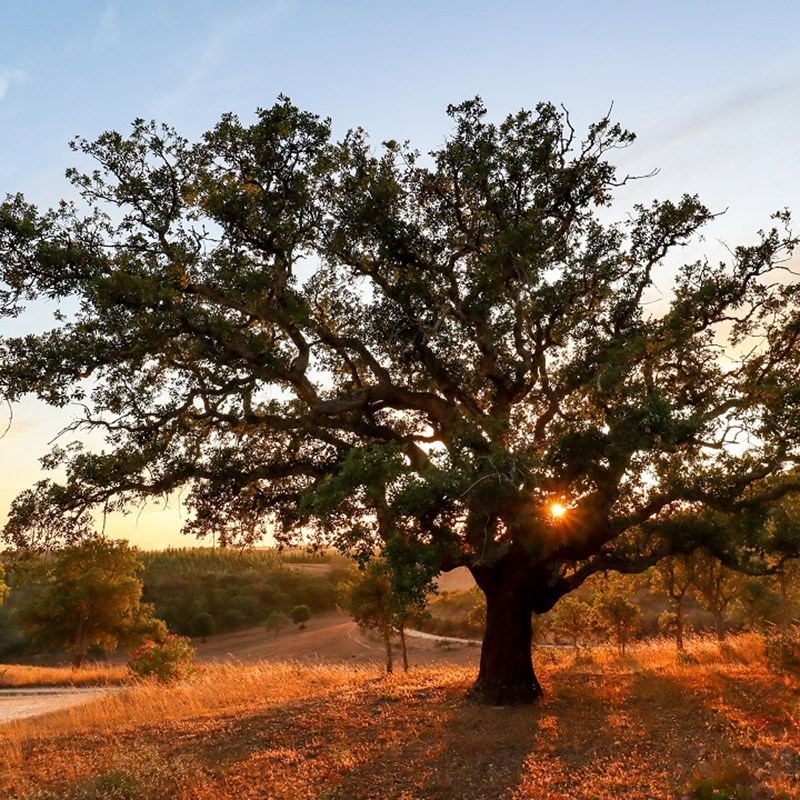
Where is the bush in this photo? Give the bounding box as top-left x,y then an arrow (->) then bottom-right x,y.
763,625 -> 800,674
128,635 -> 196,681
265,610 -> 291,636
290,604 -> 311,629
190,612 -> 215,641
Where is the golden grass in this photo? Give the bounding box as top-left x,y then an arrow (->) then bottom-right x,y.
2,635 -> 799,800
0,662 -> 129,688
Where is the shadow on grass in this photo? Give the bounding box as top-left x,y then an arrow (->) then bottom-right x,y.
19,661 -> 797,800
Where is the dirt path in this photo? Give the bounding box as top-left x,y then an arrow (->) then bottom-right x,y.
0,687 -> 116,725
192,610 -> 481,668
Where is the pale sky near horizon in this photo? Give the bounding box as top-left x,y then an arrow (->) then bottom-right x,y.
1,1 -> 799,549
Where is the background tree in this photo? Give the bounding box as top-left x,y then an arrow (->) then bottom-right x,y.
339,555 -> 428,673
593,576 -> 641,656
691,551 -> 744,642
0,563 -> 8,608
265,610 -> 290,637
190,611 -> 215,642
16,539 -> 165,668
1,98 -> 799,703
289,604 -> 311,629
549,595 -> 596,650
340,560 -> 398,673
652,555 -> 695,651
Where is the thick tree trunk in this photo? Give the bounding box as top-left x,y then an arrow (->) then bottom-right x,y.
676,602 -> 685,651
470,563 -> 543,705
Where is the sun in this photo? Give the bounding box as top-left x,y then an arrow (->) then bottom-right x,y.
550,502 -> 567,519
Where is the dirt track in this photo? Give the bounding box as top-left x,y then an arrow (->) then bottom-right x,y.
193,610 -> 481,669
0,612 -> 480,725
0,687 -> 116,724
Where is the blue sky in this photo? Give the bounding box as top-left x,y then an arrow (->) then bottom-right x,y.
2,1 -> 800,548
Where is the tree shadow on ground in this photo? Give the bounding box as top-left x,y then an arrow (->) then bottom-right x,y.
19,662 -> 798,800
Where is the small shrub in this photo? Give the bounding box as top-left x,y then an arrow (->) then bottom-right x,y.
265,610 -> 291,636
128,635 -> 196,681
763,625 -> 800,674
290,604 -> 311,629
189,612 -> 215,642
682,763 -> 756,800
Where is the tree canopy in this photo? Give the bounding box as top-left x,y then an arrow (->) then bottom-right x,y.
1,97 -> 799,702
15,539 -> 165,667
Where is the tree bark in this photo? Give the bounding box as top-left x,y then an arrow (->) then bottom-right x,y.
715,609 -> 727,642
382,629 -> 393,674
73,621 -> 89,669
398,623 -> 409,672
470,558 -> 543,705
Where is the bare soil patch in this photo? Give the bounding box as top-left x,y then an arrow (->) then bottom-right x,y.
193,610 -> 480,668
0,687 -> 117,724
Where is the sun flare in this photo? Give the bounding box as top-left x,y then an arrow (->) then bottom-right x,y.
550,502 -> 567,519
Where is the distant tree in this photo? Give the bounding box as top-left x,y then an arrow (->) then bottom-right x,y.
340,554 -> 429,673
657,610 -> 693,645
652,556 -> 695,651
550,595 -> 597,650
594,579 -> 641,656
190,611 -> 215,642
0,563 -> 8,608
691,551 -> 744,642
265,610 -> 291,637
290,604 -> 311,629
466,589 -> 486,635
730,577 -> 782,630
340,560 -> 397,673
775,559 -> 800,626
16,540 -> 166,668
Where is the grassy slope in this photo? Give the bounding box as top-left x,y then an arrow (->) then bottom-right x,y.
1,635 -> 799,800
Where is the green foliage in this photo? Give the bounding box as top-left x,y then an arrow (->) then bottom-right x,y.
265,610 -> 291,636
289,604 -> 311,628
138,548 -> 348,636
2,95 -> 800,702
189,612 -> 215,641
420,587 -> 484,639
16,540 -> 165,667
550,595 -> 597,649
657,610 -> 692,639
340,556 -> 429,640
763,624 -> 800,675
466,591 -> 486,635
691,552 -> 744,641
0,562 -> 8,608
593,578 -> 641,656
682,764 -> 756,800
128,634 -> 196,681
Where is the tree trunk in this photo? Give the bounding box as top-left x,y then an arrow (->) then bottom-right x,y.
73,620 -> 89,669
382,629 -> 393,674
715,609 -> 726,642
399,623 -> 409,672
470,569 -> 542,705
675,601 -> 685,652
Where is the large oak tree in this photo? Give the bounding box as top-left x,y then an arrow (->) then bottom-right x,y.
1,98 -> 799,703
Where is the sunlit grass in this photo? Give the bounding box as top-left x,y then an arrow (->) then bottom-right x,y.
0,662 -> 129,688
2,635 -> 798,800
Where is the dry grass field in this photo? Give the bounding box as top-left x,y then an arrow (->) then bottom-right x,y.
1,632 -> 799,800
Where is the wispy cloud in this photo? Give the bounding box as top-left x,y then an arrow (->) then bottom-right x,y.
92,3 -> 120,51
0,69 -> 30,100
